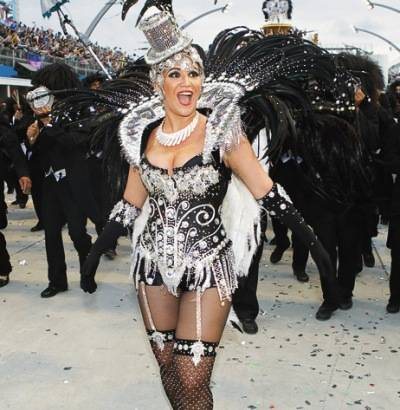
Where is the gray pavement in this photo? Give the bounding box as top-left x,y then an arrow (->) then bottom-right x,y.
1,198 -> 399,410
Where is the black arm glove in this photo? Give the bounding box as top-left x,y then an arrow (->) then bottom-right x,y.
258,184 -> 340,305
81,199 -> 141,293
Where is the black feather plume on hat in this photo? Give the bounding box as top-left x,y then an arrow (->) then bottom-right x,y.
122,1 -> 220,26
121,0 -> 173,24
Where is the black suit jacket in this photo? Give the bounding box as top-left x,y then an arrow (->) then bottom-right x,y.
382,121 -> 400,217
0,121 -> 29,179
32,123 -> 101,225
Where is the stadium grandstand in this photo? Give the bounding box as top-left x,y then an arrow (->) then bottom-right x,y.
0,0 -> 134,99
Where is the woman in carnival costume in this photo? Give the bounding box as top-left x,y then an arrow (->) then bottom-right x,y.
52,2 -> 359,407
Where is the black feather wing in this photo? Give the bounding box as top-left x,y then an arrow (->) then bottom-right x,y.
52,63 -> 154,204
205,27 -> 364,205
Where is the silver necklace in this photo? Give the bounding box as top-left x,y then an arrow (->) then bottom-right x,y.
156,113 -> 199,147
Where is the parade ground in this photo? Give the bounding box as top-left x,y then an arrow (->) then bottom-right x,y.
1,199 -> 399,410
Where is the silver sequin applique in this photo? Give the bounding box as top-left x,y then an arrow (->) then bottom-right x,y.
140,161 -> 220,202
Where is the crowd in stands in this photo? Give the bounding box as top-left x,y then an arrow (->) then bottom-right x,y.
0,21 -> 134,73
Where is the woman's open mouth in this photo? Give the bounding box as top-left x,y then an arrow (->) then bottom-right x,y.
177,91 -> 194,107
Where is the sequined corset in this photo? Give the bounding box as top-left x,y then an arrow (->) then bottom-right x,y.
135,154 -> 236,298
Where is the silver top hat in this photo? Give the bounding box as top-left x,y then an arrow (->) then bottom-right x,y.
138,10 -> 192,65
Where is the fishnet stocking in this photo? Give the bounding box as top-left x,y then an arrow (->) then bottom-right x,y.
138,284 -> 231,409
172,355 -> 215,410
171,289 -> 230,409
138,284 -> 180,406
149,340 -> 177,405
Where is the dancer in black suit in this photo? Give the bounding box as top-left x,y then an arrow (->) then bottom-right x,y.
0,109 -> 31,287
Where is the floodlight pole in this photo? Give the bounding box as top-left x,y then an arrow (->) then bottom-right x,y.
84,0 -> 120,39
57,7 -> 112,79
353,25 -> 400,53
365,0 -> 400,14
180,4 -> 230,30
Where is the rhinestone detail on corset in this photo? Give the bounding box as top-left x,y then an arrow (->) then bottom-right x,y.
133,157 -> 237,300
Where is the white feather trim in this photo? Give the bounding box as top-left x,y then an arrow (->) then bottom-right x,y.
221,175 -> 262,277
129,198 -> 150,279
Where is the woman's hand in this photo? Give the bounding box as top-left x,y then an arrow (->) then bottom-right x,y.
81,254 -> 99,294
80,168 -> 148,295
27,121 -> 40,145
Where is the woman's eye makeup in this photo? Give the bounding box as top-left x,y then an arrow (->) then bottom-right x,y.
189,70 -> 200,77
168,70 -> 181,78
166,68 -> 201,79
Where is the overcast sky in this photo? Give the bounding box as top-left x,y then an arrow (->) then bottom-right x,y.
18,0 -> 400,66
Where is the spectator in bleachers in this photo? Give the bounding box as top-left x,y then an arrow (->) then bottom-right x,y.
0,21 -> 134,73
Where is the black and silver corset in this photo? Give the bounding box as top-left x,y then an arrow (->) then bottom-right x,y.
132,154 -> 238,301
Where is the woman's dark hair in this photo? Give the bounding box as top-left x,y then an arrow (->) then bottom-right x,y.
334,53 -> 385,105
